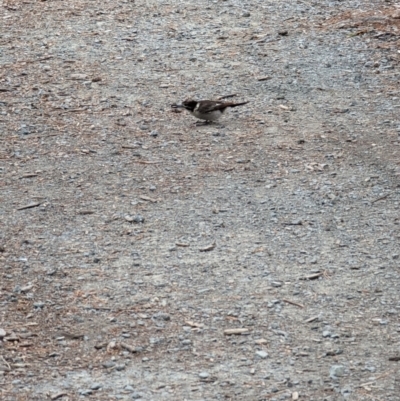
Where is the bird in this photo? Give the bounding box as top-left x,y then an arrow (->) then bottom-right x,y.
172,99 -> 249,123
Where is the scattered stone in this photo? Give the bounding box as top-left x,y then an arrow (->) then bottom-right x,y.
224,328 -> 249,335
70,73 -> 88,80
152,312 -> 171,321
121,343 -> 143,353
330,365 -> 345,380
78,389 -> 93,396
50,393 -> 68,400
18,126 -> 32,135
102,361 -> 116,369
5,333 -> 19,342
90,383 -> 102,390
256,350 -> 268,359
133,215 -> 145,223
125,214 -> 145,223
149,337 -> 164,345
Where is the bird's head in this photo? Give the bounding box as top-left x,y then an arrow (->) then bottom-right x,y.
181,99 -> 198,112
171,99 -> 197,112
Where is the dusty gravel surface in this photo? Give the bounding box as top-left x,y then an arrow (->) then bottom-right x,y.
1,0 -> 400,400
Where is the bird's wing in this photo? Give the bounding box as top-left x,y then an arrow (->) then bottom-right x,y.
197,101 -> 248,113
196,101 -> 224,113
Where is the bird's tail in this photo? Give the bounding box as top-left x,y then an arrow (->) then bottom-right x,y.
229,101 -> 249,108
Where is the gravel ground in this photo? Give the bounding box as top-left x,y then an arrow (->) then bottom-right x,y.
1,0 -> 400,400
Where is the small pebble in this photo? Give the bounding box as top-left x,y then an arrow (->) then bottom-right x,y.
152,312 -> 170,321
330,365 -> 345,379
133,215 -> 145,223
90,383 -> 102,390
78,389 -> 93,396
256,350 -> 268,359
102,361 -> 116,369
18,127 -> 31,135
71,73 -> 88,80
125,215 -> 145,223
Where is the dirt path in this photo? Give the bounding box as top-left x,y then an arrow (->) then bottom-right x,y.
1,1 -> 400,400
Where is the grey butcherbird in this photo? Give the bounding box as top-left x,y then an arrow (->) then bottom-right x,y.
172,99 -> 249,123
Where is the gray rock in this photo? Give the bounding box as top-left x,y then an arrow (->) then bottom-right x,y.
18,126 -> 32,135
149,337 -> 164,345
152,312 -> 171,321
78,389 -> 93,396
133,215 -> 145,223
102,361 -> 116,369
330,365 -> 345,379
256,350 -> 268,359
13,285 -> 21,293
125,214 -> 145,223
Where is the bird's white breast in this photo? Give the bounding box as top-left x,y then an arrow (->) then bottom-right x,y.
191,109 -> 223,121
